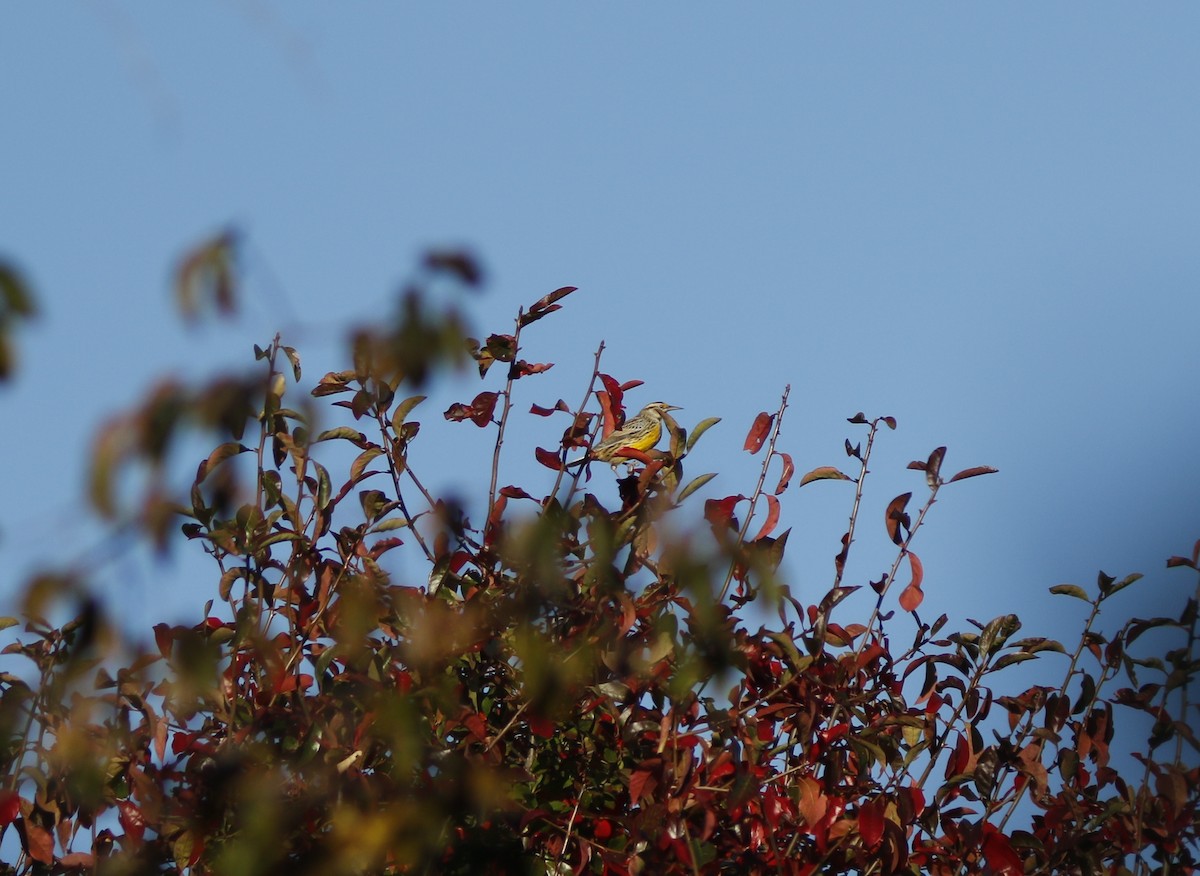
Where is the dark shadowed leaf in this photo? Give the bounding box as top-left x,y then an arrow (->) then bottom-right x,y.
925,446 -> 946,487
424,249 -> 482,286
947,465 -> 999,483
848,412 -> 868,424
885,492 -> 912,545
744,412 -> 774,453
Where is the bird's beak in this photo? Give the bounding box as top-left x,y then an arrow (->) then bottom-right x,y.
666,404 -> 682,411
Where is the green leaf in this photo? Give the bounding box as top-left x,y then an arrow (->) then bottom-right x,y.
0,617 -> 19,632
390,394 -> 427,433
351,447 -> 384,482
1049,584 -> 1091,602
677,472 -> 717,503
370,517 -> 409,533
989,652 -> 1038,672
315,426 -> 369,447
685,417 -> 722,453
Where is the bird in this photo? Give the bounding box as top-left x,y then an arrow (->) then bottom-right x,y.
569,402 -> 681,469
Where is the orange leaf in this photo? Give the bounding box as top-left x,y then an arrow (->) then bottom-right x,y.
774,452 -> 795,494
899,552 -> 925,611
744,412 -> 774,453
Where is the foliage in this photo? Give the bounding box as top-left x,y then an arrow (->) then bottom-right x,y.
1,240 -> 1198,875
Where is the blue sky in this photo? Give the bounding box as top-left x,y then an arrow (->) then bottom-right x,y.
2,5 -> 1198,654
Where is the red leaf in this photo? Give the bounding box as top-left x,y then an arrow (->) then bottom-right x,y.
744,412 -> 774,453
528,714 -> 556,739
885,492 -> 912,545
751,495 -> 780,542
629,768 -> 657,803
858,796 -> 886,851
0,790 -> 18,827
119,800 -> 146,844
704,495 -> 744,531
947,465 -> 999,483
499,485 -> 535,501
982,825 -> 1024,876
443,391 -> 499,427
535,447 -> 563,471
530,399 -> 569,417
619,379 -> 645,391
774,452 -> 795,494
598,374 -> 624,417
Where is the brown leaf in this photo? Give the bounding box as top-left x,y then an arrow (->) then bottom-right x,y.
744,412 -> 774,453
925,446 -> 946,486
798,466 -> 853,487
512,360 -> 553,378
947,465 -> 999,483
529,284 -> 577,313
885,492 -> 912,545
530,399 -> 570,417
774,452 -> 795,494
424,249 -> 482,286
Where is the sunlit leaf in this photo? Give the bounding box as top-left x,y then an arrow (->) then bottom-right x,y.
799,466 -> 853,487
390,395 -> 426,432
751,495 -> 780,542
685,416 -> 722,453
744,412 -> 773,453
678,472 -> 717,503
774,452 -> 795,494
1048,584 -> 1091,602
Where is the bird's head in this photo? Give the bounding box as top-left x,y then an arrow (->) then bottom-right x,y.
640,402 -> 682,419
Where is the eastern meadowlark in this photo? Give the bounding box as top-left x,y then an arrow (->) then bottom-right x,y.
570,402 -> 681,468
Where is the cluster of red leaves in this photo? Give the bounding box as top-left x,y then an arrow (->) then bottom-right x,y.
1,256 -> 1197,874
